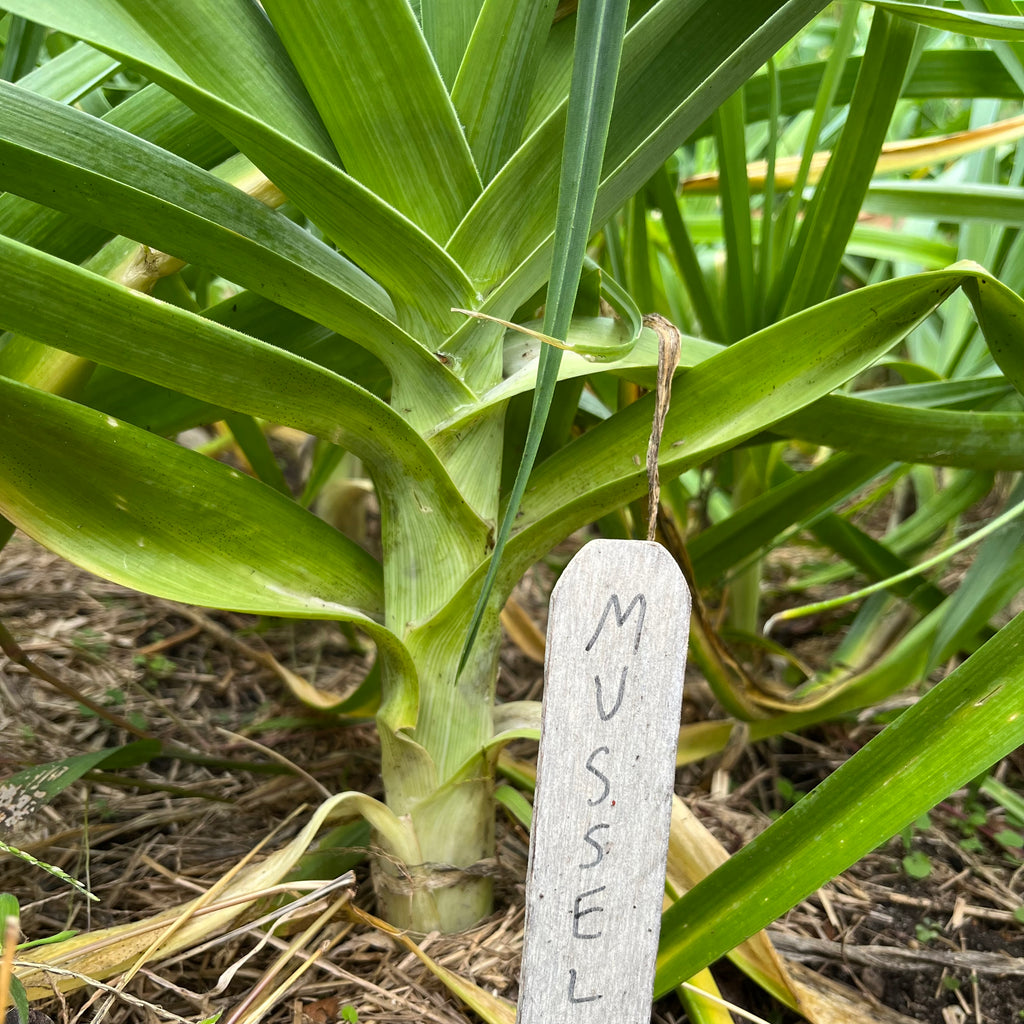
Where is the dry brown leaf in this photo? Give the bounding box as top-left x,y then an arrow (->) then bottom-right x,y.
499,597 -> 546,664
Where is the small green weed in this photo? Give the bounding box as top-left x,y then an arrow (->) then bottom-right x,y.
773,777 -> 806,813
902,849 -> 932,879
900,814 -> 933,879
70,627 -> 109,656
994,829 -> 1024,860
133,652 -> 175,675
133,652 -> 176,691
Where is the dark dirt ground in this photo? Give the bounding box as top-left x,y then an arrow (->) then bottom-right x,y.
2,532 -> 1024,1024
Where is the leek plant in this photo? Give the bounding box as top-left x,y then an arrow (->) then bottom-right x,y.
4,3 -> 1024,1010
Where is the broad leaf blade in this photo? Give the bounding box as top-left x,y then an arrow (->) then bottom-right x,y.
655,605 -> 1024,993
0,235 -> 491,623
0,82 -> 234,269
864,181 -> 1024,224
0,743 -> 162,840
501,265 -> 1024,587
452,0 -> 559,182
80,293 -> 390,437
0,379 -> 385,620
449,0 -> 828,301
262,0 -> 482,240
5,0 -> 337,158
713,89 -> 755,338
871,0 -> 1024,39
12,40 -> 120,102
779,396 -> 1024,471
0,235 -> 474,533
778,7 -> 918,317
0,82 -> 389,324
0,81 -> 473,422
2,0 -> 477,328
0,15 -> 47,81
421,0 -> 484,87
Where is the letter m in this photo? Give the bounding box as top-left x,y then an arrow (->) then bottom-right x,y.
585,593 -> 646,653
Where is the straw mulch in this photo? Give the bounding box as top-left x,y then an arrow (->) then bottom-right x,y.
3,532 -> 1024,1024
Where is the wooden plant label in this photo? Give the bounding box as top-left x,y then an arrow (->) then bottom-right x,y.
518,539 -> 690,1024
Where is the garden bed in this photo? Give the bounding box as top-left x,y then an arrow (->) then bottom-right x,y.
2,532 -> 1023,1024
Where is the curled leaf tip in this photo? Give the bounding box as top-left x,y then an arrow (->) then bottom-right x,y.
949,258 -> 988,274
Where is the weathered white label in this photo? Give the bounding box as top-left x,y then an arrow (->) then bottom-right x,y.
518,539 -> 690,1024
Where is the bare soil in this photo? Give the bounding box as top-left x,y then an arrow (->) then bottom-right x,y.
2,532 -> 1024,1024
